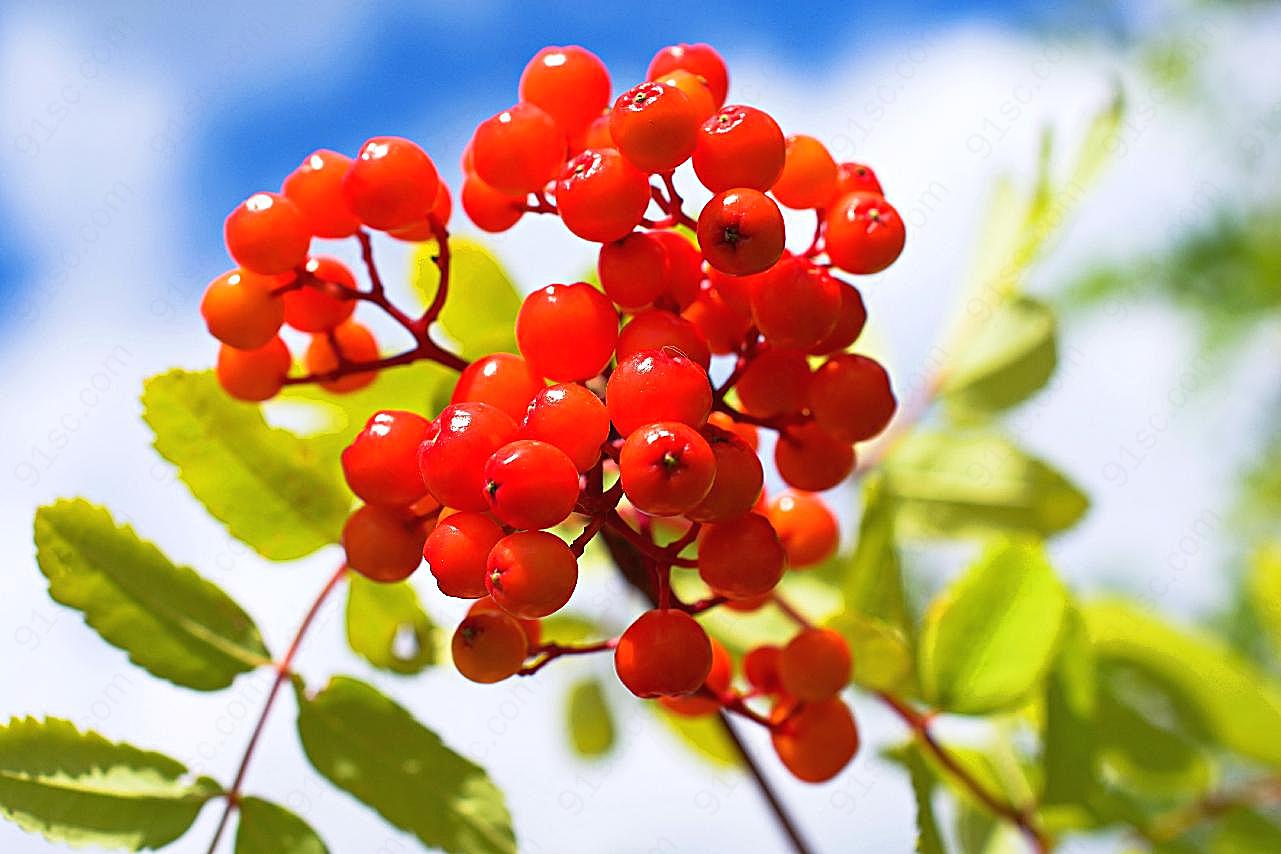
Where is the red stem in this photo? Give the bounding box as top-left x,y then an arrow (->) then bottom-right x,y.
519,638 -> 618,676
603,511 -> 698,568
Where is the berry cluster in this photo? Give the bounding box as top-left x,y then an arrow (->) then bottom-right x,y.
199,42 -> 907,786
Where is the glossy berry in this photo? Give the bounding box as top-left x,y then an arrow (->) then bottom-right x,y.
342,504 -> 426,583
283,256 -> 357,333
472,103 -> 567,197
452,610 -> 527,684
693,106 -> 786,192
653,69 -> 717,122
224,192 -> 311,275
771,135 -> 838,210
419,402 -> 519,512
516,283 -> 618,381
768,491 -> 840,568
705,264 -> 767,317
281,149 -> 361,238
386,181 -> 453,241
617,310 -> 711,371
752,258 -> 841,350
687,425 -> 763,523
660,639 -> 731,716
469,596 -> 542,647
619,422 -> 716,516
707,410 -> 758,451
650,231 -> 703,308
779,628 -> 852,702
215,337 -> 291,402
698,513 -> 785,600
834,161 -> 884,198
745,645 -> 784,695
424,511 -> 503,598
485,531 -> 578,619
451,353 -> 544,423
808,354 -> 896,442
697,188 -> 785,276
342,410 -> 432,507
610,82 -> 700,173
735,347 -> 811,419
683,284 -> 752,355
521,383 -> 610,472
304,319 -> 379,393
598,232 -> 668,310
810,280 -> 867,355
582,113 -> 613,149
519,46 -> 612,140
484,440 -> 580,530
771,697 -> 860,783
341,136 -> 440,230
647,43 -> 729,108
556,148 -> 651,242
825,192 -> 906,275
775,422 -> 855,492
461,174 -> 524,233
200,269 -> 285,350
606,349 -> 711,437
615,609 -> 712,698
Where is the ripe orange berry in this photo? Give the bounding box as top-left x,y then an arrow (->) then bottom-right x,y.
521,383 -> 610,472
648,43 -> 729,108
341,409 -> 432,508
810,280 -> 867,355
771,697 -> 860,783
707,411 -> 758,451
660,639 -> 732,717
697,188 -> 785,276
304,319 -> 379,393
650,230 -> 703,308
386,181 -> 453,241
519,46 -> 612,141
452,610 -> 528,684
451,353 -> 544,423
342,504 -> 427,582
281,149 -> 361,238
472,103 -> 567,197
808,354 -> 896,443
653,69 -> 717,122
419,402 -> 519,512
224,192 -> 311,275
468,597 -> 542,647
483,440 -> 580,531
775,422 -> 855,492
461,174 -> 525,233
485,531 -> 578,619
598,232 -> 668,310
283,256 -> 357,333
617,310 -> 711,371
682,283 -> 752,355
825,191 -> 906,275
610,82 -> 700,173
200,269 -> 285,350
424,511 -> 503,599
341,136 -> 440,230
215,337 -> 291,402
779,628 -> 852,701
744,645 -> 784,695
752,258 -> 841,350
687,424 -> 763,523
699,513 -> 785,600
556,148 -> 651,243
516,282 -> 618,382
615,609 -> 712,697
606,349 -> 712,437
771,135 -> 838,210
833,161 -> 884,198
583,113 -> 614,149
767,490 -> 839,568
693,105 -> 786,193
735,347 -> 811,419
619,422 -> 716,516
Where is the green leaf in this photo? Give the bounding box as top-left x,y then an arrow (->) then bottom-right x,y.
1095,680 -> 1211,797
143,370 -> 351,561
1041,607 -> 1097,810
538,613 -> 603,646
840,476 -> 911,633
829,612 -> 914,694
652,706 -> 739,769
565,679 -> 615,758
0,717 -> 221,850
885,744 -> 945,854
882,431 -> 1089,540
411,238 -> 521,359
345,576 -> 438,675
296,676 -> 515,854
1212,808 -> 1281,853
1085,600 -> 1281,767
1247,543 -> 1281,660
919,539 -> 1067,714
235,796 -> 328,854
942,296 -> 1057,418
33,500 -> 269,689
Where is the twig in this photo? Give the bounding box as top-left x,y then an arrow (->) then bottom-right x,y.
717,713 -> 815,854
518,638 -> 618,676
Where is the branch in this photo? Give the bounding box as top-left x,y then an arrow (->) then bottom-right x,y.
717,713 -> 816,854
603,511 -> 699,568
519,638 -> 618,676
1149,775 -> 1281,843
418,214 -> 452,329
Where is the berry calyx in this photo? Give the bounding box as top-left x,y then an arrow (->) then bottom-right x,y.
342,410 -> 432,508
516,282 -> 618,381
556,148 -> 651,242
483,439 -> 580,530
808,353 -> 896,443
834,161 -> 884,198
647,43 -> 729,108
472,103 -> 567,196
698,513 -> 786,599
606,348 -> 712,437
341,136 -> 440,230
200,269 -> 285,350
767,491 -> 840,568
281,149 -> 361,238
451,353 -> 544,423
693,105 -> 785,192
610,82 -> 700,173
485,530 -> 578,619
619,422 -> 717,516
615,609 -> 712,697
779,628 -> 852,702
342,504 -> 427,583
418,402 -> 519,511
771,134 -> 838,210
825,191 -> 906,275
424,511 -> 504,599
770,697 -> 860,783
215,337 -> 291,402
696,188 -> 785,276
521,383 -> 610,472
224,192 -> 311,275
452,610 -> 528,684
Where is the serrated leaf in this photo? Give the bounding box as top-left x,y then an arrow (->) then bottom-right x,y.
919,539 -> 1067,715
296,676 -> 514,854
345,575 -> 438,675
882,431 -> 1089,540
0,717 -> 221,850
943,296 -> 1057,418
1247,543 -> 1281,660
235,796 -> 328,854
885,744 -> 945,854
565,679 -> 615,758
1041,607 -> 1097,809
33,500 -> 269,689
653,707 -> 739,769
143,370 -> 351,561
411,238 -> 521,359
1085,600 -> 1281,767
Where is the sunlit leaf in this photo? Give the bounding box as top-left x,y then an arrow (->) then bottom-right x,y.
565,679 -> 615,758
943,296 -> 1057,418
235,796 -> 327,854
829,612 -> 914,694
840,476 -> 910,633
1096,679 -> 1211,797
1041,607 -> 1097,810
652,706 -> 739,769
345,575 -> 438,675
1211,808 -> 1281,853
411,238 -> 521,359
884,744 -> 945,854
1247,543 -> 1281,661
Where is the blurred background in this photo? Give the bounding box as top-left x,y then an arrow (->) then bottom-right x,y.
2,1 -> 1280,852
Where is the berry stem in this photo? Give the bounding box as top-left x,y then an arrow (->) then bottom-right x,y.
651,171 -> 698,231
523,190 -> 559,215
204,563 -> 349,854
717,712 -> 816,854
771,592 -> 816,630
519,637 -> 618,676
713,400 -> 807,433
802,209 -> 825,258
417,214 -> 452,328
602,510 -> 699,568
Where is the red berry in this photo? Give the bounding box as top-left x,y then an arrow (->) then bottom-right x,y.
468,596 -> 542,647
808,354 -> 896,443
697,188 -> 785,276
767,491 -> 839,568
556,148 -> 651,242
342,410 -> 432,507
617,309 -> 711,371
424,511 -> 503,598
283,256 -> 357,333
745,645 -> 784,695
483,439 -> 580,530
619,422 -> 716,516
653,69 -> 717,122
519,46 -> 612,141
650,231 -> 703,308
698,513 -> 785,600
418,402 -> 519,511
485,531 -> 578,619
598,232 -> 668,310
610,82 -> 699,173
281,149 -> 361,238
660,639 -> 732,716
825,192 -> 906,275
647,43 -> 729,108
775,422 -> 855,492
706,264 -> 768,317
516,282 -> 618,381
582,113 -> 614,149
615,608 -> 712,697
472,103 -> 567,197
693,105 -> 785,192
224,192 -> 311,275
682,283 -> 752,355
707,411 -> 758,451
461,174 -> 525,233
809,280 -> 867,355
342,504 -> 426,583
834,161 -> 884,198
752,257 -> 841,350
200,269 -> 285,349
451,353 -> 544,423
779,628 -> 852,702
341,136 -> 440,230
771,135 -> 838,210
452,610 -> 528,683
521,383 -> 610,472
687,425 -> 763,523
736,347 -> 811,419
771,697 -> 860,783
606,349 -> 711,437
386,181 -> 453,241
304,319 -> 379,393
215,337 -> 291,402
